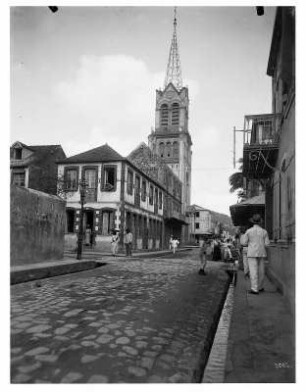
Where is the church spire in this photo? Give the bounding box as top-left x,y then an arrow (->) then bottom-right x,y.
164,7 -> 183,90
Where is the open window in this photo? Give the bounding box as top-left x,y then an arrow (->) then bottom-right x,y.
141,179 -> 147,201
102,165 -> 117,191
127,169 -> 133,195
14,148 -> 22,160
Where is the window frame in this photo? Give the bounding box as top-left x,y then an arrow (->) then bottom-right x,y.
160,103 -> 169,127
14,148 -> 22,160
64,166 -> 79,191
159,191 -> 163,209
101,164 -> 117,192
141,179 -> 147,202
127,169 -> 134,195
11,170 -> 26,186
171,102 -> 180,125
149,184 -> 154,205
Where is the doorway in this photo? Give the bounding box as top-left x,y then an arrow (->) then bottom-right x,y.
83,209 -> 94,232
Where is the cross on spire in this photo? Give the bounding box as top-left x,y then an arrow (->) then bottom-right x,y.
164,7 -> 183,90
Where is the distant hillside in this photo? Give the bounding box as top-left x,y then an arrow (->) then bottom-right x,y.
208,209 -> 235,235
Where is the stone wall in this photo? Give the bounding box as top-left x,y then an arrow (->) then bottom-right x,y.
11,185 -> 66,266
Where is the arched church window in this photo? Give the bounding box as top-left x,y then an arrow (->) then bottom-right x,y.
173,141 -> 179,158
159,142 -> 165,157
171,103 -> 180,125
166,142 -> 171,158
161,104 -> 169,127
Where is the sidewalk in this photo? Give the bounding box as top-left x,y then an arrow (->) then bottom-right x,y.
223,270 -> 295,383
11,247 -> 192,284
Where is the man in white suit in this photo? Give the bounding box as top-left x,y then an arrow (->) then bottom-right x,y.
242,214 -> 270,294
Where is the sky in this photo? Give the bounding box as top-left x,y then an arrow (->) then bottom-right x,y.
10,4 -> 277,216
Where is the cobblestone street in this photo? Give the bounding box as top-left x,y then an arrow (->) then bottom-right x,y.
11,250 -> 230,383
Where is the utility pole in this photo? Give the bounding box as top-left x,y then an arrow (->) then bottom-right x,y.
76,178 -> 87,260
233,126 -> 245,169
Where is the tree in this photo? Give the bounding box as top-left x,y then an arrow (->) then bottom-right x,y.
229,158 -> 244,194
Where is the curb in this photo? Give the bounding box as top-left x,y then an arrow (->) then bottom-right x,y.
10,261 -> 105,285
64,247 -> 193,259
192,270 -> 232,382
202,282 -> 235,382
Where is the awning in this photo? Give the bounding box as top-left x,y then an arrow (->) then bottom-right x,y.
230,194 -> 265,227
164,217 -> 188,226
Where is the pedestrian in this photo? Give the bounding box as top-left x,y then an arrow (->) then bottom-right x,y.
212,238 -> 220,261
124,228 -> 133,257
199,240 -> 211,275
224,239 -> 233,262
169,235 -> 173,250
171,237 -> 179,254
241,214 -> 270,294
90,230 -> 96,248
85,225 -> 91,246
239,227 -> 249,278
111,230 -> 119,256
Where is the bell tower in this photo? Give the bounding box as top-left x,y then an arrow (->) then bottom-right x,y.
148,7 -> 192,213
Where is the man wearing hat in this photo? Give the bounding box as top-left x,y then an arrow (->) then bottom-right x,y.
242,214 -> 270,294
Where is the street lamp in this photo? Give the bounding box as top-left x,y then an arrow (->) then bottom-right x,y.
76,178 -> 87,260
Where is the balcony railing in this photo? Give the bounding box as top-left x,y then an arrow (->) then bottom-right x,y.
242,113 -> 281,179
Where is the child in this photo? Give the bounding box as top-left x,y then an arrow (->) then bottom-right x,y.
171,237 -> 179,254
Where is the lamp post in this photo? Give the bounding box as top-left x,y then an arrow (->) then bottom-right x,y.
76,178 -> 87,260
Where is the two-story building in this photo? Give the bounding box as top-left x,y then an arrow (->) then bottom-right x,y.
230,7 -> 295,311
186,205 -> 214,243
57,143 -> 184,253
10,141 -> 66,195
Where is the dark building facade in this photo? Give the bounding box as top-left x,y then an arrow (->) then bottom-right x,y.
10,141 -> 66,195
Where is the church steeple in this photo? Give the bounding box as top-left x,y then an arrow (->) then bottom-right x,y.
148,6 -> 192,218
164,7 -> 183,90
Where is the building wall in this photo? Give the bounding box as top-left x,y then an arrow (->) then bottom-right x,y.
11,185 -> 66,266
57,162 -> 122,204
266,242 -> 295,313
271,99 -> 295,242
60,159 -> 175,252
28,147 -> 66,195
188,210 -> 214,238
265,7 -> 295,313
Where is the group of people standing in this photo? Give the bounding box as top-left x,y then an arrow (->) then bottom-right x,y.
197,213 -> 270,294
111,228 -> 133,257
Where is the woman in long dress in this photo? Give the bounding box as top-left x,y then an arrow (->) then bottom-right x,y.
85,225 -> 91,246
111,230 -> 119,256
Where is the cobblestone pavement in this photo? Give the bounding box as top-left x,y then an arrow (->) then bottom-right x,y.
11,250 -> 230,383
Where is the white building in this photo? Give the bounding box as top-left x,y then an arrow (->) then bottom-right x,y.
57,143 -> 183,252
